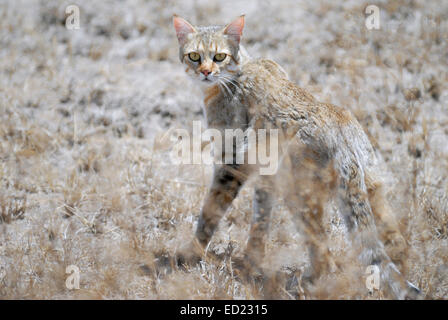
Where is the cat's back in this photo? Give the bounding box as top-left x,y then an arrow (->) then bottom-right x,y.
239,59 -> 353,127
239,58 -> 375,166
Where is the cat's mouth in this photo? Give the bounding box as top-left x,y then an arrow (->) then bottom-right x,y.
198,74 -> 216,85
201,78 -> 215,84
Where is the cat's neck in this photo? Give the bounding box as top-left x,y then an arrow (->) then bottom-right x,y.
202,84 -> 248,131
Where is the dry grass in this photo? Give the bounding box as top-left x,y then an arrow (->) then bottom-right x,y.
0,0 -> 447,299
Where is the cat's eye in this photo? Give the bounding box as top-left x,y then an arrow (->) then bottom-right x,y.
188,52 -> 201,62
213,53 -> 227,62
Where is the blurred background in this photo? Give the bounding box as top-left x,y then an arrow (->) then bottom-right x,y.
0,0 -> 447,299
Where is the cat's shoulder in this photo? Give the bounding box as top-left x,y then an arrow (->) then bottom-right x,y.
241,58 -> 289,80
240,58 -> 316,104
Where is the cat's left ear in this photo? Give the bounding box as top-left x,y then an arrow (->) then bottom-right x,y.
223,15 -> 245,44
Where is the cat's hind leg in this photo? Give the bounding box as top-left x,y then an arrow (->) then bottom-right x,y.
365,171 -> 409,273
338,161 -> 420,299
244,184 -> 274,272
285,159 -> 337,287
275,141 -> 338,297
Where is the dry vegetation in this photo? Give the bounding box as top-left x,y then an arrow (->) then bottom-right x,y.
0,0 -> 447,299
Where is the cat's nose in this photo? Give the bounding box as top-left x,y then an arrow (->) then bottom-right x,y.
201,70 -> 211,77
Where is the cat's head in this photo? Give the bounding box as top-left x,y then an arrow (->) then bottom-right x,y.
173,14 -> 245,86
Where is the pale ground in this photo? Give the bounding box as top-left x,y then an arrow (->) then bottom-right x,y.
0,0 -> 447,299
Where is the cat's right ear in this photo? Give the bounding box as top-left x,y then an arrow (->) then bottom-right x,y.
173,14 -> 196,45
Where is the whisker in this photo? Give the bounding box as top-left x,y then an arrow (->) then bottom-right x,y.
217,81 -> 226,96
221,76 -> 242,95
222,81 -> 233,97
218,79 -> 232,97
227,80 -> 240,92
221,75 -> 241,89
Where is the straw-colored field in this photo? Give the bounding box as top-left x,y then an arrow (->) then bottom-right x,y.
0,0 -> 447,299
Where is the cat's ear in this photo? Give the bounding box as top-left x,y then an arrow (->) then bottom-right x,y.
223,15 -> 245,44
173,14 -> 196,45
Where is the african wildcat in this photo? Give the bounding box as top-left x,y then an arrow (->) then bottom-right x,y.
173,14 -> 420,299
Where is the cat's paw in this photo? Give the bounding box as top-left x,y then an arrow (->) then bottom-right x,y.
175,238 -> 205,269
231,255 -> 265,286
384,232 -> 408,264
404,281 -> 423,300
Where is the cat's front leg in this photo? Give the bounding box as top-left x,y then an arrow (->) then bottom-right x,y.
196,163 -> 249,246
177,164 -> 249,267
